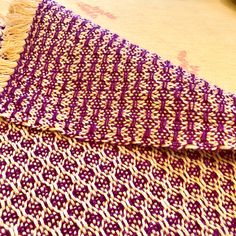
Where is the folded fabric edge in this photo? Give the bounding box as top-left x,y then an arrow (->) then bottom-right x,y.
0,0 -> 40,91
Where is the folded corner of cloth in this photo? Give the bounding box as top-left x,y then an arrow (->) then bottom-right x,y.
0,0 -> 235,235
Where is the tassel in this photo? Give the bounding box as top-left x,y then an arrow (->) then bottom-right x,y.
0,0 -> 40,92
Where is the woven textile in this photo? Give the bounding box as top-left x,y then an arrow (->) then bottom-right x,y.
0,0 -> 235,235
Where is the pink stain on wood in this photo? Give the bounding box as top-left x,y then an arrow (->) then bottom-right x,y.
77,2 -> 117,19
177,50 -> 199,74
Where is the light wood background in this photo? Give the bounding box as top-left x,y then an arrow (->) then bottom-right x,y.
1,0 -> 236,93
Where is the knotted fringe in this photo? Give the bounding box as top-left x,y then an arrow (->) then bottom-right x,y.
0,0 -> 40,92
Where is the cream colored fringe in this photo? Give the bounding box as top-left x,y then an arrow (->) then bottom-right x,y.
0,0 -> 40,92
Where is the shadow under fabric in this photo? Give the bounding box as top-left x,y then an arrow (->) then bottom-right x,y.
0,0 -> 235,235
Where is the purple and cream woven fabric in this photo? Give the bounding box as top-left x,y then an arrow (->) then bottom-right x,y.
0,0 -> 235,235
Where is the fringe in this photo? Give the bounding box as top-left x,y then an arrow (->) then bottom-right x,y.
0,0 -> 40,91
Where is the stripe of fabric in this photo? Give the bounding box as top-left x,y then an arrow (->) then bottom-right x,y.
0,0 -> 235,150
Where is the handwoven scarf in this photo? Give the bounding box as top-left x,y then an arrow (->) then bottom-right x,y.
0,0 -> 235,235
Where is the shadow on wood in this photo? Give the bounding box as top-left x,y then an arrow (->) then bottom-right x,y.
221,0 -> 236,11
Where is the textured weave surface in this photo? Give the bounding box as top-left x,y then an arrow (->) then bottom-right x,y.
0,1 -> 236,149
0,118 -> 235,235
0,0 -> 236,150
0,0 -> 235,235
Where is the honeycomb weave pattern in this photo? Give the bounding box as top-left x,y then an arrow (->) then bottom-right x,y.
0,0 -> 235,235
0,119 -> 235,235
